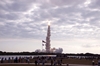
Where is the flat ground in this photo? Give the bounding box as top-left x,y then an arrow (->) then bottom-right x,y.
62,58 -> 98,65
0,58 -> 99,66
0,63 -> 98,66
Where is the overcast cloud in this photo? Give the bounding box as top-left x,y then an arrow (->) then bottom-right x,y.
0,0 -> 100,53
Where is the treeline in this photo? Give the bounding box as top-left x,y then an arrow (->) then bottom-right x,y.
0,51 -> 100,57
0,51 -> 60,55
63,53 -> 100,57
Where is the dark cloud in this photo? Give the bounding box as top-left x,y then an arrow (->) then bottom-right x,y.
0,13 -> 20,20
50,0 -> 86,6
89,0 -> 100,9
0,0 -> 36,12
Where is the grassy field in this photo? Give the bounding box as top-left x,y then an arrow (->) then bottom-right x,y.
0,58 -> 98,66
0,64 -> 33,66
63,58 -> 98,65
0,64 -> 50,66
0,64 -> 60,66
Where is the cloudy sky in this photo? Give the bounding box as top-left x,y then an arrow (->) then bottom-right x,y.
0,0 -> 100,54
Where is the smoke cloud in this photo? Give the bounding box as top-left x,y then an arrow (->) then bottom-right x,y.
35,49 -> 41,53
54,48 -> 63,53
35,48 -> 63,53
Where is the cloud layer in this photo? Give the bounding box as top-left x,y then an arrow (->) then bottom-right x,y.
0,0 -> 100,40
